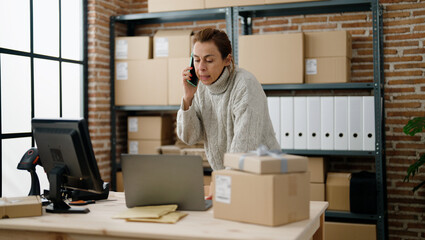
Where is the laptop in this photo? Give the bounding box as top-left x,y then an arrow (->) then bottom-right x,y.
121,154 -> 212,211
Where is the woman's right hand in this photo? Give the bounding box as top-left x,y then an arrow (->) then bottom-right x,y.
182,66 -> 197,110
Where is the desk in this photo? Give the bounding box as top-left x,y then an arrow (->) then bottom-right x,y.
0,192 -> 328,240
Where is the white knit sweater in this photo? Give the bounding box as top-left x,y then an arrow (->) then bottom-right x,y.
177,66 -> 280,170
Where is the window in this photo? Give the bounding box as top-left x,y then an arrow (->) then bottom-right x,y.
0,0 -> 87,197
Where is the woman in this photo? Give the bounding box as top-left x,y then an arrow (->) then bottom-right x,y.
177,28 -> 280,171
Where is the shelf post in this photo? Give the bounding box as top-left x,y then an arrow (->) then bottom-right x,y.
109,16 -> 117,191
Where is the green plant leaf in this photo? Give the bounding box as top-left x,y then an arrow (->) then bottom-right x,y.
403,117 -> 425,136
412,181 -> 425,193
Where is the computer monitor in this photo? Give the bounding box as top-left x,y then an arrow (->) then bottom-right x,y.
32,118 -> 104,213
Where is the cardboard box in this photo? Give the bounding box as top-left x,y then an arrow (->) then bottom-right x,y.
115,59 -> 168,106
115,36 -> 152,60
0,196 -> 42,219
239,33 -> 304,84
310,183 -> 325,201
157,145 -> 182,155
305,31 -> 352,58
128,116 -> 173,140
168,57 -> 189,105
116,171 -> 124,192
224,153 -> 308,174
307,157 -> 326,183
154,30 -> 193,58
148,0 -> 204,13
266,0 -> 323,4
305,57 -> 351,83
325,222 -> 377,240
304,31 -> 352,83
213,170 -> 310,226
205,0 -> 264,8
128,139 -> 173,154
326,172 -> 351,211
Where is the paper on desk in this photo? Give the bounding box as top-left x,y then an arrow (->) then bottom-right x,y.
127,212 -> 188,224
113,204 -> 178,219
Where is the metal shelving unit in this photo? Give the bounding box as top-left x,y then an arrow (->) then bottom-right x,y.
109,7 -> 233,192
109,1 -> 386,239
233,0 -> 386,239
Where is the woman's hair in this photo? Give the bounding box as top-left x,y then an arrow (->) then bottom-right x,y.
193,28 -> 235,72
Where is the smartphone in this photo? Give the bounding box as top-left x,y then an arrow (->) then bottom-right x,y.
187,53 -> 199,87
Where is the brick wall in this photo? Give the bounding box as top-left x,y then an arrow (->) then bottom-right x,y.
87,0 -> 425,239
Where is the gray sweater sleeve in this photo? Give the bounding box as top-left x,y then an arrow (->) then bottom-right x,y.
176,97 -> 204,145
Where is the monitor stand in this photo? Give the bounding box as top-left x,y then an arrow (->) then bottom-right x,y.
46,165 -> 89,214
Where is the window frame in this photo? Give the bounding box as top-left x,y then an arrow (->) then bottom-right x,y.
0,0 -> 88,197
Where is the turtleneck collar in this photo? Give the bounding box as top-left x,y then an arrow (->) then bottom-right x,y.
205,66 -> 233,95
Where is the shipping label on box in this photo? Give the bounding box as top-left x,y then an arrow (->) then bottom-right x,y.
305,57 -> 351,84
128,139 -> 173,154
213,170 -> 310,226
153,30 -> 193,58
116,62 -> 128,80
127,116 -> 173,140
115,59 -> 168,106
224,152 -> 308,174
115,36 -> 152,60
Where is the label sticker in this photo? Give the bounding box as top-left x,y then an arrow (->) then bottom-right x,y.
116,39 -> 128,59
128,118 -> 138,132
215,175 -> 231,204
116,62 -> 128,80
155,37 -> 169,57
306,59 -> 317,75
129,141 -> 138,154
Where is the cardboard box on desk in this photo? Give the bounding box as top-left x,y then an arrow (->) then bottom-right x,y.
239,33 -> 304,84
0,196 -> 42,219
304,31 -> 352,83
128,116 -> 173,140
326,172 -> 351,211
115,36 -> 152,60
154,30 -> 193,59
148,0 -> 204,13
212,170 -> 310,226
224,152 -> 308,174
115,59 -> 168,106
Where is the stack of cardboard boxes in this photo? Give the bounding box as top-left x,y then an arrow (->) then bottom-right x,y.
115,29 -> 193,106
325,172 -> 377,240
238,30 -> 352,85
127,116 -> 173,154
213,152 -> 310,226
307,157 -> 326,201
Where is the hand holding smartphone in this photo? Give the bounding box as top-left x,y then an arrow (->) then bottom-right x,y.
187,53 -> 199,87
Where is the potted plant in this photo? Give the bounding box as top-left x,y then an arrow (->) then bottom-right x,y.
403,117 -> 425,192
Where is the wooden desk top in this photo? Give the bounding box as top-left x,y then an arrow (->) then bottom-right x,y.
0,192 -> 328,240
